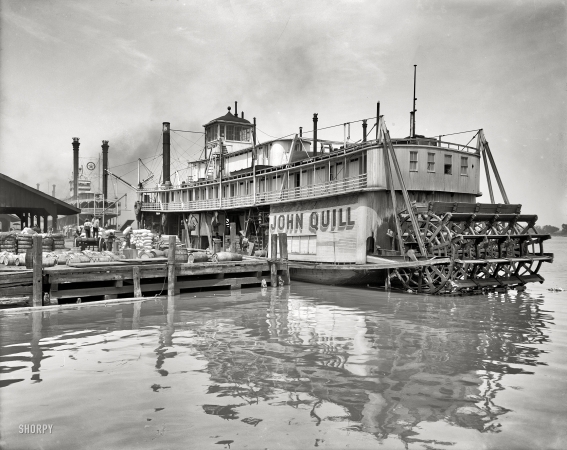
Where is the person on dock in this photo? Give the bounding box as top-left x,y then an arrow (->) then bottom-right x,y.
83,218 -> 92,239
105,229 -> 116,251
123,225 -> 133,248
93,217 -> 100,239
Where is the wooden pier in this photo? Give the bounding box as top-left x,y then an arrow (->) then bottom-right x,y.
0,235 -> 290,308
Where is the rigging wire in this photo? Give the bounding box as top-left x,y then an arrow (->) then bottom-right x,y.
170,129 -> 205,134
438,129 -> 480,138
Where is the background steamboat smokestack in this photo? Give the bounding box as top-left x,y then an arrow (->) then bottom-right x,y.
313,114 -> 318,156
72,137 -> 80,202
102,140 -> 109,202
162,122 -> 170,183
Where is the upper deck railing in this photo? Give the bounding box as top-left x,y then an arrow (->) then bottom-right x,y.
141,173 -> 368,212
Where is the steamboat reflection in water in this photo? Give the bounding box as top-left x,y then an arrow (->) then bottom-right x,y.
168,286 -> 550,441
0,284 -> 553,446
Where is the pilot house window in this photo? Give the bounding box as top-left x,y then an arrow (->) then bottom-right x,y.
410,151 -> 418,172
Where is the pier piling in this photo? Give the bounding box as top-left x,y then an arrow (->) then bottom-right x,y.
133,266 -> 142,297
32,235 -> 43,307
167,236 -> 177,296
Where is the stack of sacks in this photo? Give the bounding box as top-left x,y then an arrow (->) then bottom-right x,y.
16,234 -> 33,253
0,232 -> 17,253
52,233 -> 66,250
131,229 -> 154,250
41,234 -> 54,252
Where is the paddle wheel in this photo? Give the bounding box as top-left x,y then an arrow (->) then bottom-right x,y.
392,202 -> 553,294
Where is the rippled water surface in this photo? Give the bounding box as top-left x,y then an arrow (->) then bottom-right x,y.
1,238 -> 566,450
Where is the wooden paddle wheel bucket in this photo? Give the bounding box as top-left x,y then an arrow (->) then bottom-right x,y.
393,202 -> 553,294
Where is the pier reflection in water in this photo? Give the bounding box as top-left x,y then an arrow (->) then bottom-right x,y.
0,282 -> 557,449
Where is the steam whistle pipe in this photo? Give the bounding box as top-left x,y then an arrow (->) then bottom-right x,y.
299,127 -> 303,137
163,122 -> 171,184
362,120 -> 367,142
313,113 -> 318,156
376,102 -> 380,141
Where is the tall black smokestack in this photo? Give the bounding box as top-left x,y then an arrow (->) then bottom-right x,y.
72,137 -> 80,202
313,114 -> 318,156
163,122 -> 170,183
234,101 -> 238,117
102,140 -> 109,201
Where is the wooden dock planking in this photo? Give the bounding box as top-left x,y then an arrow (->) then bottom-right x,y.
41,260 -> 283,303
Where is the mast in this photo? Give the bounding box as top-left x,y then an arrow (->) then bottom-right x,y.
410,65 -> 417,138
253,117 -> 257,204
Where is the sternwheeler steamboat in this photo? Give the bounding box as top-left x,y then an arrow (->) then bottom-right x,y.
136,76 -> 553,294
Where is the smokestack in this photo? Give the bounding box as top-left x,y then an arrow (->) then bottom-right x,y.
234,101 -> 238,117
52,184 -> 56,197
313,114 -> 318,156
362,120 -> 367,142
163,122 -> 170,184
299,127 -> 302,137
102,140 -> 109,202
241,111 -> 244,119
72,137 -> 80,202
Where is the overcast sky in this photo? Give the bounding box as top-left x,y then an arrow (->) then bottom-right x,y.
0,0 -> 565,226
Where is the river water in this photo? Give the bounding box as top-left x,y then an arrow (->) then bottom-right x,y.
1,238 -> 566,450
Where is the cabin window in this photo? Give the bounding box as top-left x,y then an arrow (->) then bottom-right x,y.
461,157 -> 468,176
427,153 -> 435,172
224,125 -> 250,142
220,125 -> 225,138
410,151 -> 418,172
444,155 -> 452,175
288,235 -> 316,255
330,165 -> 336,181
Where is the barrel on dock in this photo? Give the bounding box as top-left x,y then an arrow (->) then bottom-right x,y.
188,252 -> 210,263
139,249 -> 166,259
212,252 -> 243,263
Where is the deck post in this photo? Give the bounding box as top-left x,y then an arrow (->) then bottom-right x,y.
270,233 -> 278,261
32,234 -> 43,307
167,235 -> 177,297
133,266 -> 142,297
385,268 -> 391,291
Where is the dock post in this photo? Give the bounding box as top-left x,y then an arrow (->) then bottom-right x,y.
278,232 -> 290,285
167,235 -> 177,296
32,234 -> 43,307
133,266 -> 142,297
230,222 -> 237,252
